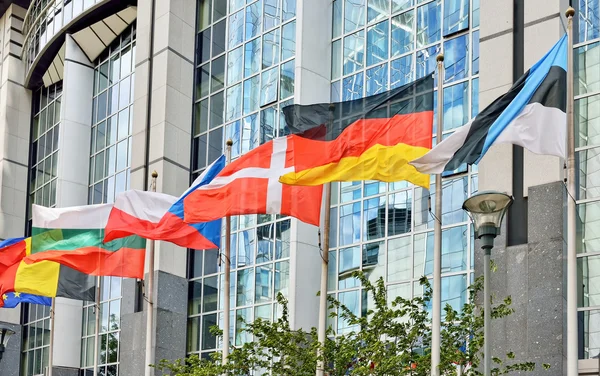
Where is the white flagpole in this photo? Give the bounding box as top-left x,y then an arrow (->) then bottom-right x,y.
47,298 -> 55,376
431,54 -> 444,376
222,140 -> 233,366
93,276 -> 101,376
144,172 -> 158,376
316,104 -> 335,376
316,183 -> 332,376
565,7 -> 578,376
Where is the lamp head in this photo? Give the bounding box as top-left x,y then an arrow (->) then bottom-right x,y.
462,191 -> 513,238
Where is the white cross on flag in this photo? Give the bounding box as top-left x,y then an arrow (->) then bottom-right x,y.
183,137 -> 323,226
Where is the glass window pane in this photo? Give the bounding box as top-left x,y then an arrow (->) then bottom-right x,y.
472,77 -> 479,118
196,64 -> 210,99
368,0 -> 389,23
243,76 -> 260,115
444,34 -> 469,82
197,29 -> 211,65
443,82 -> 469,131
201,314 -> 217,350
340,202 -> 361,246
237,230 -> 256,267
414,226 -> 468,278
246,1 -> 262,41
208,127 -> 223,163
390,55 -> 413,89
388,190 -> 412,236
363,196 -> 386,241
263,28 -> 281,69
416,44 -> 441,82
260,67 -> 279,107
212,20 -> 226,57
578,0 -> 600,43
387,236 -> 411,282
264,0 -> 281,30
472,0 -> 479,28
366,63 -> 388,96
235,308 -> 252,346
578,255 -> 600,308
280,60 -> 295,100
210,92 -> 224,128
579,309 -> 600,359
242,114 -> 260,153
367,20 -> 389,66
227,47 -> 244,86
214,0 -> 226,21
282,0 -> 296,21
342,72 -> 364,101
338,290 -> 360,334
392,0 -> 413,13
417,1 -> 441,48
197,0 -> 211,31
211,56 -> 225,92
237,268 -> 255,306
260,106 -> 276,144
578,147 -> 600,200
230,0 -> 244,13
472,30 -> 480,75
363,241 -> 385,283
194,99 -> 209,135
339,246 -> 360,289
576,42 -> 600,96
333,0 -> 342,38
332,40 -> 342,80
245,39 -> 261,78
345,0 -> 366,33
343,30 -> 365,75
443,0 -> 469,35
391,11 -> 414,56
275,260 -> 290,297
328,251 -> 337,291
282,21 -> 296,61
255,265 -> 273,303
225,121 -> 241,158
229,10 -> 244,49
226,84 -> 242,121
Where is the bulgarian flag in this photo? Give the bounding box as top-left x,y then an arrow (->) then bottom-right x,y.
28,204 -> 146,279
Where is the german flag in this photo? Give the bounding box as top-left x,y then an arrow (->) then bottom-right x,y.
280,76 -> 434,189
0,237 -> 95,301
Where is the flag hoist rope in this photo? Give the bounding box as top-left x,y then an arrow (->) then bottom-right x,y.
222,139 -> 233,367
144,171 -> 158,376
565,7 -> 578,376
431,53 -> 444,376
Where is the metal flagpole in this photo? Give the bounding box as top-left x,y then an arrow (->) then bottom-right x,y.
565,7 -> 578,376
144,171 -> 158,376
316,183 -> 332,376
93,276 -> 101,376
222,139 -> 233,365
316,104 -> 335,376
47,298 -> 55,376
431,54 -> 444,376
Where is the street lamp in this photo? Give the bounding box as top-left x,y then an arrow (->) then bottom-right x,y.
0,325 -> 15,362
463,191 -> 513,376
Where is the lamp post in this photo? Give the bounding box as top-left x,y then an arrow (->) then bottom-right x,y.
462,191 -> 513,376
0,325 -> 15,362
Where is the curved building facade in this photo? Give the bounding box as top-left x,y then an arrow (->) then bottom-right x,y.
0,0 -> 595,375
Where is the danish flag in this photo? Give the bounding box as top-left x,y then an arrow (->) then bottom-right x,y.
183,137 -> 323,226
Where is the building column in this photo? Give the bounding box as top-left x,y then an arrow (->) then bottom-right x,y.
50,33 -> 95,374
288,0 -> 333,331
0,5 -> 30,375
120,0 -> 195,373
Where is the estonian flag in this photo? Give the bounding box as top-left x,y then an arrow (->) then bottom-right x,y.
411,35 -> 567,174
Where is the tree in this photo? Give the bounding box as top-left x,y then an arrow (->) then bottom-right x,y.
155,272 -> 550,375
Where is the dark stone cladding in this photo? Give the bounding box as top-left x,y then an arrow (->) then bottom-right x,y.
0,322 -> 21,376
120,270 -> 187,376
474,181 -> 566,375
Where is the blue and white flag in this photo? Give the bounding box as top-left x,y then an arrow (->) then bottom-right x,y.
411,35 -> 567,174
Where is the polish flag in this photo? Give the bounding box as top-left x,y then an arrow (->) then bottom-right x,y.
104,156 -> 225,249
183,137 -> 323,226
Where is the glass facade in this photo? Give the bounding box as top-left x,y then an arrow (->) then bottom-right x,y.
327,0 -> 478,331
22,83 -> 63,376
80,24 -> 136,375
576,0 -> 600,360
188,0 -> 296,359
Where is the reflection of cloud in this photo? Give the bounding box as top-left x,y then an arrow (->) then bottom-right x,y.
444,102 -> 468,129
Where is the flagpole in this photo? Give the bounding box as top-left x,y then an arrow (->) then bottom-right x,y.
565,7 -> 578,376
222,139 -> 233,366
144,171 -> 158,376
47,298 -> 55,376
316,104 -> 335,376
431,54 -> 444,376
93,276 -> 101,376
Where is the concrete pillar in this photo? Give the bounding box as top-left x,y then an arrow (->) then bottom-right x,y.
288,0 -> 333,331
0,7 -> 30,374
49,32 -> 96,371
120,0 -> 195,373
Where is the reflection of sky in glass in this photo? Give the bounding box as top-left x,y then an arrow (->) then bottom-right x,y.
340,202 -> 362,246
579,0 -> 600,43
367,20 -> 389,66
